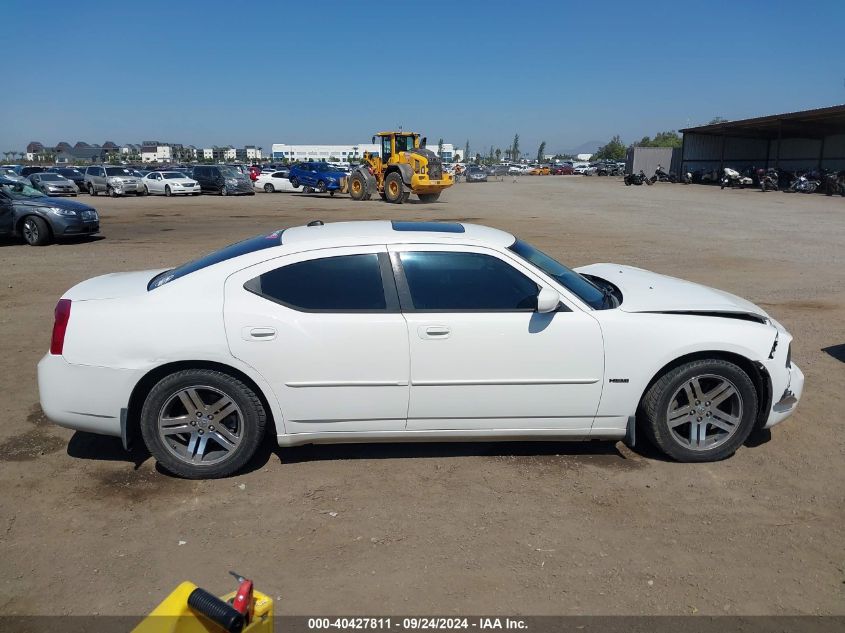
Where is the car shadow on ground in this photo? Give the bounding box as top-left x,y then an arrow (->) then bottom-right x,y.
67,431 -> 149,470
822,344 -> 845,363
268,438 -> 630,468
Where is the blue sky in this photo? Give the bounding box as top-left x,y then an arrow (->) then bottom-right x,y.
2,0 -> 844,155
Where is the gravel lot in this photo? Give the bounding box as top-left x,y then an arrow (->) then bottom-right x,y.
1,177 -> 843,616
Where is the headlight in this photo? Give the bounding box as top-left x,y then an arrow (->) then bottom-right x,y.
47,207 -> 77,217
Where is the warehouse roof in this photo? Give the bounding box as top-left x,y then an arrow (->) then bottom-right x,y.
680,104 -> 845,139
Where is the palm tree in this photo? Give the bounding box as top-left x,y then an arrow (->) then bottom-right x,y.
3,151 -> 11,162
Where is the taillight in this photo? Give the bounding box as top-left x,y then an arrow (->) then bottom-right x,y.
50,299 -> 71,355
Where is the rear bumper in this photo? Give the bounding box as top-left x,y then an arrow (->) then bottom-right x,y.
37,354 -> 137,437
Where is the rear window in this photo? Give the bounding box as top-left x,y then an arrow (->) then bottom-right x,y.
244,254 -> 387,311
148,230 -> 285,289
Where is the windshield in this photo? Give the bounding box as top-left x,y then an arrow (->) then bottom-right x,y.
508,239 -> 608,310
106,167 -> 133,176
163,172 -> 186,179
313,163 -> 334,172
219,166 -> 239,177
0,181 -> 46,199
39,174 -> 64,181
59,170 -> 82,178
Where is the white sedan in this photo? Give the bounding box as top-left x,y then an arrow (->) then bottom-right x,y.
143,171 -> 201,196
37,221 -> 803,478
254,170 -> 300,193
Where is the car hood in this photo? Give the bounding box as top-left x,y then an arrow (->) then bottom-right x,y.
16,196 -> 93,211
63,268 -> 168,301
575,263 -> 769,319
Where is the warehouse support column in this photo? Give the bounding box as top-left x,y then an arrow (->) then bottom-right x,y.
775,120 -> 782,169
818,136 -> 825,172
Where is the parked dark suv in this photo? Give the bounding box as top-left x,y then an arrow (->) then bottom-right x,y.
191,165 -> 254,195
0,177 -> 99,245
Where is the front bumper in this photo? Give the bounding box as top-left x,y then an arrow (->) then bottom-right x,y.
37,354 -> 137,437
61,220 -> 99,236
764,362 -> 804,428
171,185 -> 201,195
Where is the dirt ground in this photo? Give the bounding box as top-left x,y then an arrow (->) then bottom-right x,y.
0,177 -> 843,617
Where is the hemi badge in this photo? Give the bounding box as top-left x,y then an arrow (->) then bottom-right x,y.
609,378 -> 629,383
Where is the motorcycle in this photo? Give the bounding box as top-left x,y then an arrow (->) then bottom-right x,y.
784,171 -> 820,194
758,168 -> 779,192
624,170 -> 653,186
720,167 -> 753,189
650,167 -> 676,183
823,171 -> 845,196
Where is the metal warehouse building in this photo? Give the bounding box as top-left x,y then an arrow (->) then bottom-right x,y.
679,104 -> 845,175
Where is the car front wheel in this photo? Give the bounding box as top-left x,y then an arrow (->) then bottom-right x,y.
22,216 -> 51,246
140,369 -> 267,479
641,359 -> 758,462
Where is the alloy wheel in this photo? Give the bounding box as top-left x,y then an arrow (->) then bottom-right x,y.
23,219 -> 38,243
157,385 -> 243,465
666,374 -> 743,451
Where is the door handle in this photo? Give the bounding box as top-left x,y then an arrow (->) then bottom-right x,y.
243,327 -> 276,341
419,325 -> 450,339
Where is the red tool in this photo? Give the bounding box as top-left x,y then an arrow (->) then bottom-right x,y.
228,570 -> 254,623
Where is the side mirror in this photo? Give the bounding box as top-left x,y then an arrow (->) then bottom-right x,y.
421,137 -> 427,147
536,286 -> 561,313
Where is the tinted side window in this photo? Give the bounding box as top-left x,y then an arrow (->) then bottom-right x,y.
245,254 -> 387,311
399,251 -> 538,311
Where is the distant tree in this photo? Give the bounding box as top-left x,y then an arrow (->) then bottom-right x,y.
635,131 -> 682,148
708,116 -> 728,124
511,134 -> 520,165
495,148 -> 501,162
553,153 -> 575,161
536,141 -> 546,163
437,138 -> 444,159
464,140 -> 470,163
593,135 -> 627,161
475,152 -> 481,163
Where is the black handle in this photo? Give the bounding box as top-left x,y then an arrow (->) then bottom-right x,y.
187,587 -> 245,633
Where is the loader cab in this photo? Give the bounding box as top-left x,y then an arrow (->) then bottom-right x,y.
374,132 -> 420,163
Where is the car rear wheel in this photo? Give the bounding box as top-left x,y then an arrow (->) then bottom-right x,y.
384,171 -> 405,203
289,176 -> 300,188
22,216 -> 51,246
264,183 -> 274,193
641,359 -> 758,462
140,369 -> 267,479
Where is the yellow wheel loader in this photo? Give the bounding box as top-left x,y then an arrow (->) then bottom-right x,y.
348,131 -> 453,203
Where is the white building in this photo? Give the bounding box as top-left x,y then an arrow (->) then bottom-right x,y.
245,146 -> 264,160
271,143 -> 380,163
271,141 -> 459,163
141,144 -> 174,163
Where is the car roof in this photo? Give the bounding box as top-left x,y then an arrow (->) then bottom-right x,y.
280,220 -> 515,249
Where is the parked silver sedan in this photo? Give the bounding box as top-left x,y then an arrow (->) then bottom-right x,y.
27,172 -> 79,196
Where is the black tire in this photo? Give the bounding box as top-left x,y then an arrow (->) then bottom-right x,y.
108,186 -> 118,198
220,187 -> 227,196
289,176 -> 300,188
264,183 -> 274,193
303,186 -> 314,194
348,172 -> 367,200
418,193 -> 440,203
641,359 -> 758,462
88,183 -> 97,196
316,180 -> 326,193
384,171 -> 405,203
21,215 -> 51,246
165,185 -> 172,197
140,369 -> 267,479
137,188 -> 146,196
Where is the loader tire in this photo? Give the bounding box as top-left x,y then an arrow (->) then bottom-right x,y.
384,172 -> 405,204
418,193 -> 440,203
349,172 -> 367,201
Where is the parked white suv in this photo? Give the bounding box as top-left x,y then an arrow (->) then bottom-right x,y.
38,220 -> 803,478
